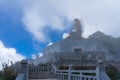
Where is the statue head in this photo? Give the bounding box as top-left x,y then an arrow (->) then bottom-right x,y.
73,18 -> 82,33
65,18 -> 83,39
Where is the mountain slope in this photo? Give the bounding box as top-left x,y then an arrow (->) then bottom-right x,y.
89,31 -> 120,57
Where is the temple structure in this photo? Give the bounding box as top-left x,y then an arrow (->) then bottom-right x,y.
15,18 -> 120,80
32,18 -> 114,68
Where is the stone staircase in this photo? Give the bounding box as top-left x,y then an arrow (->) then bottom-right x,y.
15,73 -> 25,80
29,79 -> 57,80
29,72 -> 55,79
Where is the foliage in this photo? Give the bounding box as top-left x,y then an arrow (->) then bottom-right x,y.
0,71 -> 2,77
1,62 -> 17,80
106,65 -> 120,80
0,78 -> 3,80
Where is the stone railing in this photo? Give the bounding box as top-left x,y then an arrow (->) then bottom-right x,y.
15,60 -> 111,80
56,60 -> 111,80
29,65 -> 53,72
56,68 -> 98,80
29,64 -> 56,79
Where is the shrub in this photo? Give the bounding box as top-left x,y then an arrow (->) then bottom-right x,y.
2,62 -> 17,80
106,65 -> 119,80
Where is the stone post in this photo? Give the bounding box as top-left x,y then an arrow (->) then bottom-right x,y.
96,59 -> 105,80
51,64 -> 57,75
68,64 -> 72,80
97,59 -> 105,72
20,60 -> 29,80
26,64 -> 29,80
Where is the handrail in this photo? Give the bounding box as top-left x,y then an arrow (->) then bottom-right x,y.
15,73 -> 25,80
56,69 -> 97,80
56,66 -> 111,80
56,69 -> 96,73
100,72 -> 111,80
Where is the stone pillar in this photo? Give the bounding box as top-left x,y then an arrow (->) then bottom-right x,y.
68,64 -> 72,80
97,59 -> 105,72
20,60 -> 29,80
51,64 -> 57,75
96,59 -> 105,80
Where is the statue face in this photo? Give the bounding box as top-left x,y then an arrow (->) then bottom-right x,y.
73,18 -> 80,26
73,18 -> 82,33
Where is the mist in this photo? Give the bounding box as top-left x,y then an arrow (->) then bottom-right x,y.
1,0 -> 120,42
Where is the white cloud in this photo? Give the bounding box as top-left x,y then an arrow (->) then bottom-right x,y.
31,54 -> 37,59
1,0 -> 120,41
62,33 -> 69,39
47,42 -> 53,47
21,0 -> 120,41
0,40 -> 25,70
31,53 -> 43,59
22,0 -> 68,42
38,53 -> 43,57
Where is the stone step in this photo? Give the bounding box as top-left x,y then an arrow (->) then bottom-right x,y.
29,79 -> 57,80
29,72 -> 55,79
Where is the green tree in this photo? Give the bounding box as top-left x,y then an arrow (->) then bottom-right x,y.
2,61 -> 17,80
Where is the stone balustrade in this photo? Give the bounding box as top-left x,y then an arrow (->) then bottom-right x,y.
56,69 -> 97,80
15,60 -> 111,80
56,60 -> 111,80
29,65 -> 52,72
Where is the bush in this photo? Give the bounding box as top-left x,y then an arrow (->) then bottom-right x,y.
2,62 -> 17,80
106,65 -> 119,80
0,77 -> 3,80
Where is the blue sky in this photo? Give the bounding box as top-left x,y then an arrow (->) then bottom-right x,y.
0,4 -> 34,58
0,4 -> 66,58
0,0 -> 120,69
0,0 -> 73,61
